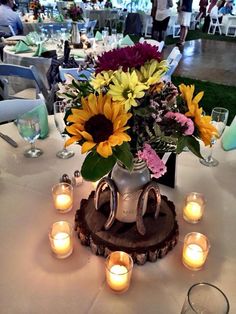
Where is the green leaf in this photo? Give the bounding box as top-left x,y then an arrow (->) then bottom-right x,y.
81,152 -> 116,181
113,142 -> 133,171
176,136 -> 187,154
185,136 -> 203,159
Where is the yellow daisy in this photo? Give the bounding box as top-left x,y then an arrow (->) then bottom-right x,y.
65,94 -> 132,158
90,70 -> 114,92
108,70 -> 148,111
136,59 -> 168,86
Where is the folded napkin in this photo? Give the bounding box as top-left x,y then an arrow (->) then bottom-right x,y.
19,103 -> 49,139
95,31 -> 103,41
119,35 -> 134,47
11,41 -> 33,53
221,115 -> 236,151
38,16 -> 43,23
73,50 -> 86,59
54,14 -> 65,22
33,43 -> 47,57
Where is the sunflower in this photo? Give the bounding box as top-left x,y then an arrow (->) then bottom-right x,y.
179,84 -> 218,145
136,59 -> 168,86
90,70 -> 114,92
108,70 -> 148,111
65,94 -> 132,158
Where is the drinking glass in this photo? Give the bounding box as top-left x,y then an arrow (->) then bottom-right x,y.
17,112 -> 43,158
181,282 -> 230,313
53,101 -> 74,159
200,107 -> 229,167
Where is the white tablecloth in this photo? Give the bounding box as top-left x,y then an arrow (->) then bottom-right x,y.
0,117 -> 236,314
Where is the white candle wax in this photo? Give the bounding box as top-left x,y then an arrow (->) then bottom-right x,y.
184,201 -> 203,221
55,194 -> 72,212
183,244 -> 205,269
108,265 -> 129,292
52,232 -> 71,256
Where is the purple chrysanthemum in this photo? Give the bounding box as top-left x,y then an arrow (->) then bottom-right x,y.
137,143 -> 167,179
96,43 -> 161,74
165,112 -> 194,135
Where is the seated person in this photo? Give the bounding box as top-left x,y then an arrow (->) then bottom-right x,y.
0,0 -> 23,35
104,0 -> 112,8
218,0 -> 234,15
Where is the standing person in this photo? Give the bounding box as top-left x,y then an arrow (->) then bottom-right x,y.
196,0 -> 208,20
176,0 -> 193,47
0,0 -> 23,35
151,0 -> 173,42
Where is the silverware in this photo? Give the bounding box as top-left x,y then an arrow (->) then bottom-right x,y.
0,132 -> 18,148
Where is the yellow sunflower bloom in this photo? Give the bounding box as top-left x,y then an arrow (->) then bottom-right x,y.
108,70 -> 148,111
180,84 -> 218,146
90,70 -> 114,92
65,94 -> 132,158
136,59 -> 168,86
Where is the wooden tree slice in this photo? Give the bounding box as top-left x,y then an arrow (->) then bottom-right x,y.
75,189 -> 179,265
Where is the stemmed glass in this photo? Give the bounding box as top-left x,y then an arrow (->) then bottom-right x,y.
53,101 -> 75,159
17,112 -> 43,158
200,107 -> 229,167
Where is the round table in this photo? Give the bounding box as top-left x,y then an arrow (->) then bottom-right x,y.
0,117 -> 235,313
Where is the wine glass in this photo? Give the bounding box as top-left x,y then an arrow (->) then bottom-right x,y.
200,107 -> 229,167
17,112 -> 43,158
53,101 -> 75,159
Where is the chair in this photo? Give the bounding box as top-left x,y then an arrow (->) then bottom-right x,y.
0,98 -> 44,123
0,64 -> 48,102
190,12 -> 203,30
0,25 -> 14,38
85,20 -> 97,37
162,47 -> 182,81
208,13 -> 223,35
104,10 -> 119,30
139,38 -> 164,53
225,16 -> 236,37
144,15 -> 153,38
59,67 -> 94,82
171,15 -> 180,38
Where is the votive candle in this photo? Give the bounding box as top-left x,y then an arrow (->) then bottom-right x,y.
105,251 -> 133,293
52,182 -> 73,213
183,192 -> 205,223
182,232 -> 210,271
49,221 -> 73,259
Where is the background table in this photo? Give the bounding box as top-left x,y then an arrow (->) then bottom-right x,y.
0,117 -> 235,314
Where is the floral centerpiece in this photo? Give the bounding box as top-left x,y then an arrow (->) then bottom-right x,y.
64,3 -> 84,21
29,0 -> 43,20
57,43 -> 217,182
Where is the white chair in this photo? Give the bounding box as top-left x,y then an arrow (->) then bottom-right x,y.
144,16 -> 153,38
0,64 -> 48,101
59,67 -> 94,82
139,38 -> 165,52
190,12 -> 203,30
0,25 -> 15,37
171,15 -> 180,38
208,13 -> 223,35
225,16 -> 236,37
162,47 -> 182,81
0,98 -> 44,123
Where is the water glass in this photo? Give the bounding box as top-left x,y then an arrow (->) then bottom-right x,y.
53,101 -> 74,159
181,282 -> 230,313
17,112 -> 43,158
200,107 -> 229,167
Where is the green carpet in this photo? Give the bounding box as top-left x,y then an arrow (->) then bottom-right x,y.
172,76 -> 236,125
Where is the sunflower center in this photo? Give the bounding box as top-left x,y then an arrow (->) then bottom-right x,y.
84,114 -> 113,143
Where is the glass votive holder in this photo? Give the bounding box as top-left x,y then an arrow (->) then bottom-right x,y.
181,282 -> 230,313
49,221 -> 73,259
105,251 -> 133,293
183,192 -> 205,223
52,182 -> 73,213
182,232 -> 210,271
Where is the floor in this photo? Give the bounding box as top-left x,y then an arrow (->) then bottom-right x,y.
163,39 -> 236,87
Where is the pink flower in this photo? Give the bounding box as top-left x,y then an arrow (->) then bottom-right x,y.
137,144 -> 167,179
165,112 -> 194,135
